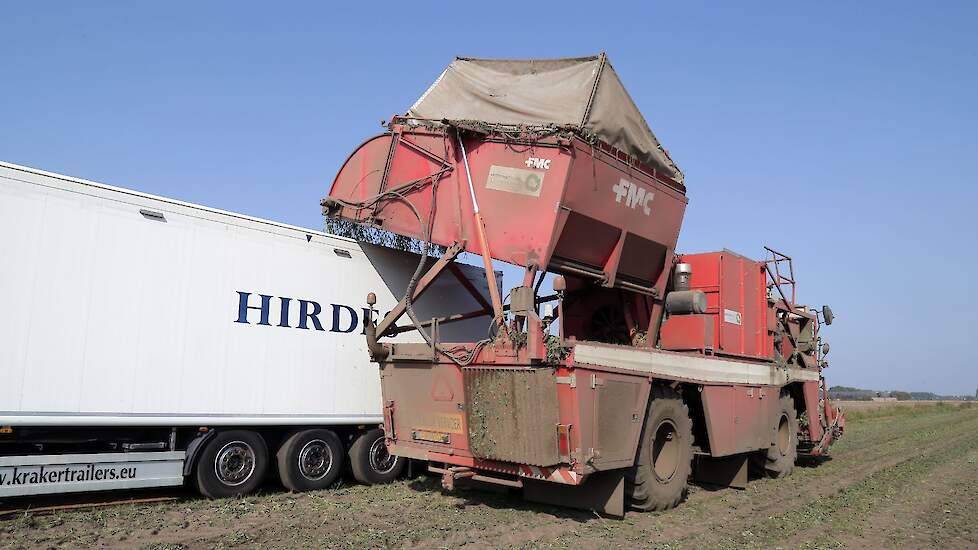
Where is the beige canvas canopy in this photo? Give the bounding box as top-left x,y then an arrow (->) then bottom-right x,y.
407,53 -> 683,183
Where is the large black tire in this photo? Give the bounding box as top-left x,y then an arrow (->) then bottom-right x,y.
195,430 -> 269,499
750,394 -> 798,479
349,428 -> 404,485
276,429 -> 345,492
626,386 -> 694,511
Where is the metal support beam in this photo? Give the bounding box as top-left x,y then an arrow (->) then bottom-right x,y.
375,242 -> 464,338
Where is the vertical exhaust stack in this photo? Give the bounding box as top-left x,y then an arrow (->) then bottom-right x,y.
674,263 -> 693,291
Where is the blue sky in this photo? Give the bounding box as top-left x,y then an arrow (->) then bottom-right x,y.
3,2 -> 976,394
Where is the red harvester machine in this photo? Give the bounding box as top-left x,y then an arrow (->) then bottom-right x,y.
323,55 -> 843,515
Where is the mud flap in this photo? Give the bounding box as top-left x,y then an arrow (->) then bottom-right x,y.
693,454 -> 748,489
523,470 -> 625,517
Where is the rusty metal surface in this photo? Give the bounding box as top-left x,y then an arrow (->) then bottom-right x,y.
380,361 -> 467,456
463,367 -> 559,466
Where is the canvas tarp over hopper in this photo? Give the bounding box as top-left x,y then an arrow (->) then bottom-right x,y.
407,53 -> 684,184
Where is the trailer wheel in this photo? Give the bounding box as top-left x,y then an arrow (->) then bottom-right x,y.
195,430 -> 268,499
626,386 -> 694,511
349,428 -> 404,484
276,429 -> 344,492
750,394 -> 798,478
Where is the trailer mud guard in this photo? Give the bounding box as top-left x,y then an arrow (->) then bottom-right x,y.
523,470 -> 626,517
182,430 -> 217,476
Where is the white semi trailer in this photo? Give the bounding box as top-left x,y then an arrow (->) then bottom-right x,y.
0,161 -> 493,499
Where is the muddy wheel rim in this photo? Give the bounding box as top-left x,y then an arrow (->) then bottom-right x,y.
777,414 -> 791,456
215,441 -> 256,486
298,439 -> 333,481
368,437 -> 398,474
652,419 -> 680,481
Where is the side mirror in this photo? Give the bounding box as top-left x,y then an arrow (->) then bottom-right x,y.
822,305 -> 834,325
821,342 -> 831,356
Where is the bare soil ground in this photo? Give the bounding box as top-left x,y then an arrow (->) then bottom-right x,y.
3,401 -> 977,549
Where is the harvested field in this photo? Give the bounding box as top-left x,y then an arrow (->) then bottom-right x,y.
3,401 -> 977,549
836,399 -> 967,413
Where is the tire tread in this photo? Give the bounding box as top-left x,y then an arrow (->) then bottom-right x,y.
349,428 -> 404,485
627,385 -> 694,512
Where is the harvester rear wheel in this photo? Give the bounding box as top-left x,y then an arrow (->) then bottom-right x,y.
626,386 -> 693,511
750,394 -> 798,478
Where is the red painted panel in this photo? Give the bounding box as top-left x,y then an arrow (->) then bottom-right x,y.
659,314 -> 714,352
551,212 -> 621,269
719,253 -> 743,355
701,386 -> 736,456
802,380 -> 824,442
702,385 -> 780,457
679,251 -> 771,361
329,123 -> 688,290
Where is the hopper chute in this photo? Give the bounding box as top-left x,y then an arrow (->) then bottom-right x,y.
323,54 -> 688,351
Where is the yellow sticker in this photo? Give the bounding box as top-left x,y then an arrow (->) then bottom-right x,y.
425,413 -> 464,434
413,430 -> 450,444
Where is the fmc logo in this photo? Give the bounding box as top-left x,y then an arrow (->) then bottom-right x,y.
234,291 -> 374,334
612,178 -> 654,216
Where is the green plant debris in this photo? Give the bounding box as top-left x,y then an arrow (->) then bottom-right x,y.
3,404 -> 976,549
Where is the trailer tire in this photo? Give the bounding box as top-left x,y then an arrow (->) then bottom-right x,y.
750,394 -> 798,479
626,386 -> 693,511
277,429 -> 344,492
195,430 -> 268,499
349,428 -> 404,485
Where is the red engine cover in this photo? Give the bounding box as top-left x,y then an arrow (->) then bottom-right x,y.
678,251 -> 772,361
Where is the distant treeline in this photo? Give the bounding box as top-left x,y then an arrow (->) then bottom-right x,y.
829,386 -> 978,401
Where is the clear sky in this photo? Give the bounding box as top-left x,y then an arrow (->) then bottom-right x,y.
3,2 -> 976,395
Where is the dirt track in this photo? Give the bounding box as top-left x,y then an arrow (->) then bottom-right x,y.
3,402 -> 977,549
